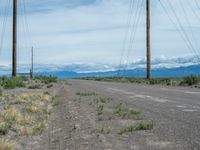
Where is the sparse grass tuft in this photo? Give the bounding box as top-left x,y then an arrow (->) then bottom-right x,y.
34,76 -> 57,84
41,94 -> 51,102
99,97 -> 112,103
18,115 -> 33,125
0,122 -> 11,135
118,122 -> 153,135
33,120 -> 46,135
3,107 -> 21,122
47,84 -> 53,88
96,125 -> 110,134
51,96 -> 60,107
96,104 -> 104,116
0,139 -> 16,150
113,103 -> 142,119
25,104 -> 40,113
0,89 -> 2,96
28,84 -> 41,89
16,125 -> 33,136
76,92 -> 97,96
134,122 -> 153,131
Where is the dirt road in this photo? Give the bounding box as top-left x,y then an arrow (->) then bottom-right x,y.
39,79 -> 200,150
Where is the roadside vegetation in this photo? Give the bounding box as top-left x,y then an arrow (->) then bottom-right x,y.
0,75 -> 58,149
0,92 -> 55,149
76,91 -> 153,136
81,75 -> 200,87
0,76 -> 57,90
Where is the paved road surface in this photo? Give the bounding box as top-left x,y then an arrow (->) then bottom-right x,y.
68,79 -> 200,150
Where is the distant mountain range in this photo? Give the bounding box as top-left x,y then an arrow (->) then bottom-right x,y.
0,55 -> 199,78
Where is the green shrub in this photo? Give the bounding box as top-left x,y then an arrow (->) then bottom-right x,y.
0,122 -> 11,135
0,77 -> 25,89
118,122 -> 153,135
0,89 -> 2,96
34,76 -> 57,84
28,84 -> 41,89
47,84 -> 53,88
76,92 -> 96,96
180,75 -> 200,86
96,104 -> 104,116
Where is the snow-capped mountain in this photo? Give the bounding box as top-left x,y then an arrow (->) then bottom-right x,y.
0,55 -> 199,77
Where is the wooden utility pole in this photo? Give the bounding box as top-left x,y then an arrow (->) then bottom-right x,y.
146,0 -> 151,79
12,0 -> 17,77
30,47 -> 34,78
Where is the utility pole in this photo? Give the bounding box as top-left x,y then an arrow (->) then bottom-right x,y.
146,0 -> 151,79
12,0 -> 17,77
30,47 -> 34,78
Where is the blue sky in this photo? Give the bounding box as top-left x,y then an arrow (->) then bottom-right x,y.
0,0 -> 200,66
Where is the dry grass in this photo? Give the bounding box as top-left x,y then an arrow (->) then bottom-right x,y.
41,94 -> 51,102
25,103 -> 41,113
3,107 -> 21,122
0,91 -> 54,149
18,115 -> 33,125
0,139 -> 16,150
33,120 -> 46,135
16,125 -> 33,136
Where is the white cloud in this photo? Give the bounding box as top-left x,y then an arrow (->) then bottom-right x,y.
0,0 -> 200,69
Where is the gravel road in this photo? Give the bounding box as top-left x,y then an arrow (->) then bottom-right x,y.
39,79 -> 200,150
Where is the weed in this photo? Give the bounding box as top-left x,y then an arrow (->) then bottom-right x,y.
0,139 -> 16,150
18,115 -> 33,125
118,122 -> 153,135
0,89 -> 2,96
25,104 -> 40,113
118,125 -> 135,135
180,75 -> 200,86
0,77 -> 25,89
76,92 -> 97,96
47,84 -> 53,88
28,84 -> 41,89
96,125 -> 110,134
16,125 -> 33,136
134,122 -> 153,131
43,91 -> 50,95
33,120 -> 46,135
99,97 -> 112,103
41,94 -> 51,102
96,104 -> 104,116
113,103 -> 142,119
0,122 -> 11,135
35,76 -> 57,84
3,107 -> 21,122
51,96 -> 60,106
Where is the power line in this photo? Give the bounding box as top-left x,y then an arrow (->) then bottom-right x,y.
0,0 -> 11,55
186,0 -> 200,23
122,0 -> 145,75
194,0 -> 200,10
179,0 -> 200,55
158,0 -> 200,63
166,0 -> 200,62
117,0 -> 135,76
118,0 -> 144,76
